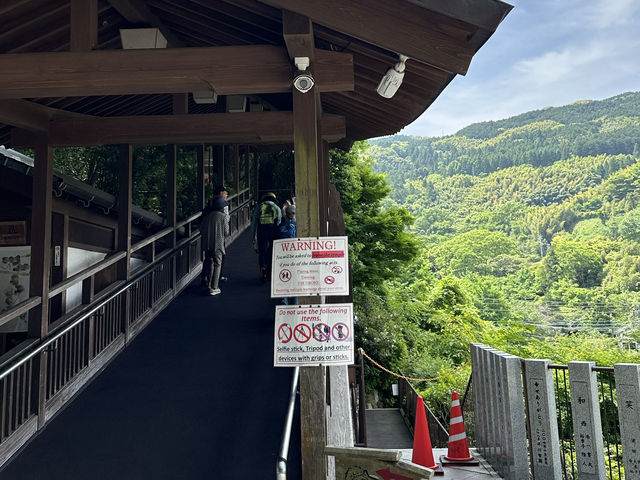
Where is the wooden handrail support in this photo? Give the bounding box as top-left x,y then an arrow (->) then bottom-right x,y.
175,211 -> 202,230
0,296 -> 42,328
48,251 -> 127,298
131,226 -> 173,253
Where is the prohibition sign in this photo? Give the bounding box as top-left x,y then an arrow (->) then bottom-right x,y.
279,269 -> 292,282
294,324 -> 312,343
332,322 -> 349,341
278,324 -> 292,344
331,266 -> 343,274
324,275 -> 335,285
313,323 -> 331,342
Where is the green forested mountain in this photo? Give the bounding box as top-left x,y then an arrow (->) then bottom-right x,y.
371,92 -> 640,190
349,92 -> 640,404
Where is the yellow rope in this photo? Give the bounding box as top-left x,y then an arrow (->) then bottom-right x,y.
360,348 -> 470,383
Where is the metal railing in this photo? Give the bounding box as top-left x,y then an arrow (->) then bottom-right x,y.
276,367 -> 299,480
0,201 -> 253,466
397,377 -> 450,448
549,365 -> 622,480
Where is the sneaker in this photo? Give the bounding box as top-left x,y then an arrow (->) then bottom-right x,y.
208,288 -> 221,296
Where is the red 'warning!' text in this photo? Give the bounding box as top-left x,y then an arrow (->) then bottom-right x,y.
312,250 -> 345,259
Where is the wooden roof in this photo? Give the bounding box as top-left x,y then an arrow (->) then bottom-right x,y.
0,0 -> 512,147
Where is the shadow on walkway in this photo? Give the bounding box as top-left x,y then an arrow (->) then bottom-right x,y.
2,230 -> 301,479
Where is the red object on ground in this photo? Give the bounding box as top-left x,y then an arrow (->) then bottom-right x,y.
444,391 -> 475,462
411,396 -> 439,470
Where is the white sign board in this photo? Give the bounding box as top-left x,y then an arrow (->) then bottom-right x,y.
274,304 -> 354,367
271,236 -> 349,297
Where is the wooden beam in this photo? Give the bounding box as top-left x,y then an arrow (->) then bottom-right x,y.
172,94 -> 188,115
107,0 -> 186,48
260,0 -> 475,75
282,10 -> 315,60
0,47 -> 353,98
12,112 -> 346,146
0,99 -> 93,132
70,0 -> 98,51
0,100 -> 50,132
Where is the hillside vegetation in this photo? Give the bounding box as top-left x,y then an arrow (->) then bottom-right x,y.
342,92 -> 640,405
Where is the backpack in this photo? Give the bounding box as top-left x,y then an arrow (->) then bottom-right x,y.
259,202 -> 278,225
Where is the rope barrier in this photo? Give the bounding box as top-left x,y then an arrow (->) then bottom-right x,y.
359,348 -> 470,383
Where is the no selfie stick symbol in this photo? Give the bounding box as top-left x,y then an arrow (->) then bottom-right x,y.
324,276 -> 335,285
278,324 -> 292,343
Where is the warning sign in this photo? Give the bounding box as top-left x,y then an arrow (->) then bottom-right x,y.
274,304 -> 354,367
271,236 -> 349,297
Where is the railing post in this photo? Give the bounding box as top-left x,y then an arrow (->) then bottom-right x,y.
358,348 -> 367,446
470,344 -> 486,456
568,361 -> 606,479
118,144 -> 132,341
614,363 -> 640,479
28,136 -> 53,429
499,354 -> 528,480
524,359 -> 562,479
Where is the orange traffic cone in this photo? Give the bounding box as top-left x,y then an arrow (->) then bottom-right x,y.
412,396 -> 444,475
440,391 -> 479,466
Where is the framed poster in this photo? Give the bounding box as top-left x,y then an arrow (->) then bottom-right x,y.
0,246 -> 31,332
0,221 -> 27,246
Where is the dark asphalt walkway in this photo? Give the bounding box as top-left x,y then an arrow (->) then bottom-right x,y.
1,231 -> 301,479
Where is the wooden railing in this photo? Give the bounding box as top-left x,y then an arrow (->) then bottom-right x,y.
0,204 -> 252,467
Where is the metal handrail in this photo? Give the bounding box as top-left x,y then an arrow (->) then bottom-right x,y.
276,366 -> 299,480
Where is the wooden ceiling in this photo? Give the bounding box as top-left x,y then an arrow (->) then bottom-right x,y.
0,0 -> 512,147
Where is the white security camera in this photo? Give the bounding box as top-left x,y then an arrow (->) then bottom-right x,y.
377,54 -> 409,98
293,72 -> 315,93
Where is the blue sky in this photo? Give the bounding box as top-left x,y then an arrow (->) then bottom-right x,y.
400,0 -> 640,137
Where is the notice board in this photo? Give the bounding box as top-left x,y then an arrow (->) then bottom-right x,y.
271,236 -> 349,297
274,304 -> 354,367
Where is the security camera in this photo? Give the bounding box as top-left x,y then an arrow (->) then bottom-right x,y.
293,72 -> 315,93
376,54 -> 409,98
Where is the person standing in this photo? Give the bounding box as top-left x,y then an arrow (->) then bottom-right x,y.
278,204 -> 298,305
251,192 -> 282,281
201,196 -> 230,296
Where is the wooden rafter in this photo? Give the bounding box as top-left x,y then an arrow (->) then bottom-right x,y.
259,0 -> 475,75
0,46 -> 353,98
11,112 -> 346,146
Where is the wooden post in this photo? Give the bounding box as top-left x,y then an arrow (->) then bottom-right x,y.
50,212 -> 68,321
28,136 -> 53,429
294,73 -> 327,480
167,144 -> 177,287
197,144 -> 205,211
70,0 -> 97,52
118,145 -> 132,339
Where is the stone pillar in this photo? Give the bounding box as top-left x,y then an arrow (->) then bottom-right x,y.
568,361 -> 606,479
524,359 -> 562,479
614,363 -> 640,479
471,344 -> 487,457
499,354 -> 528,480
